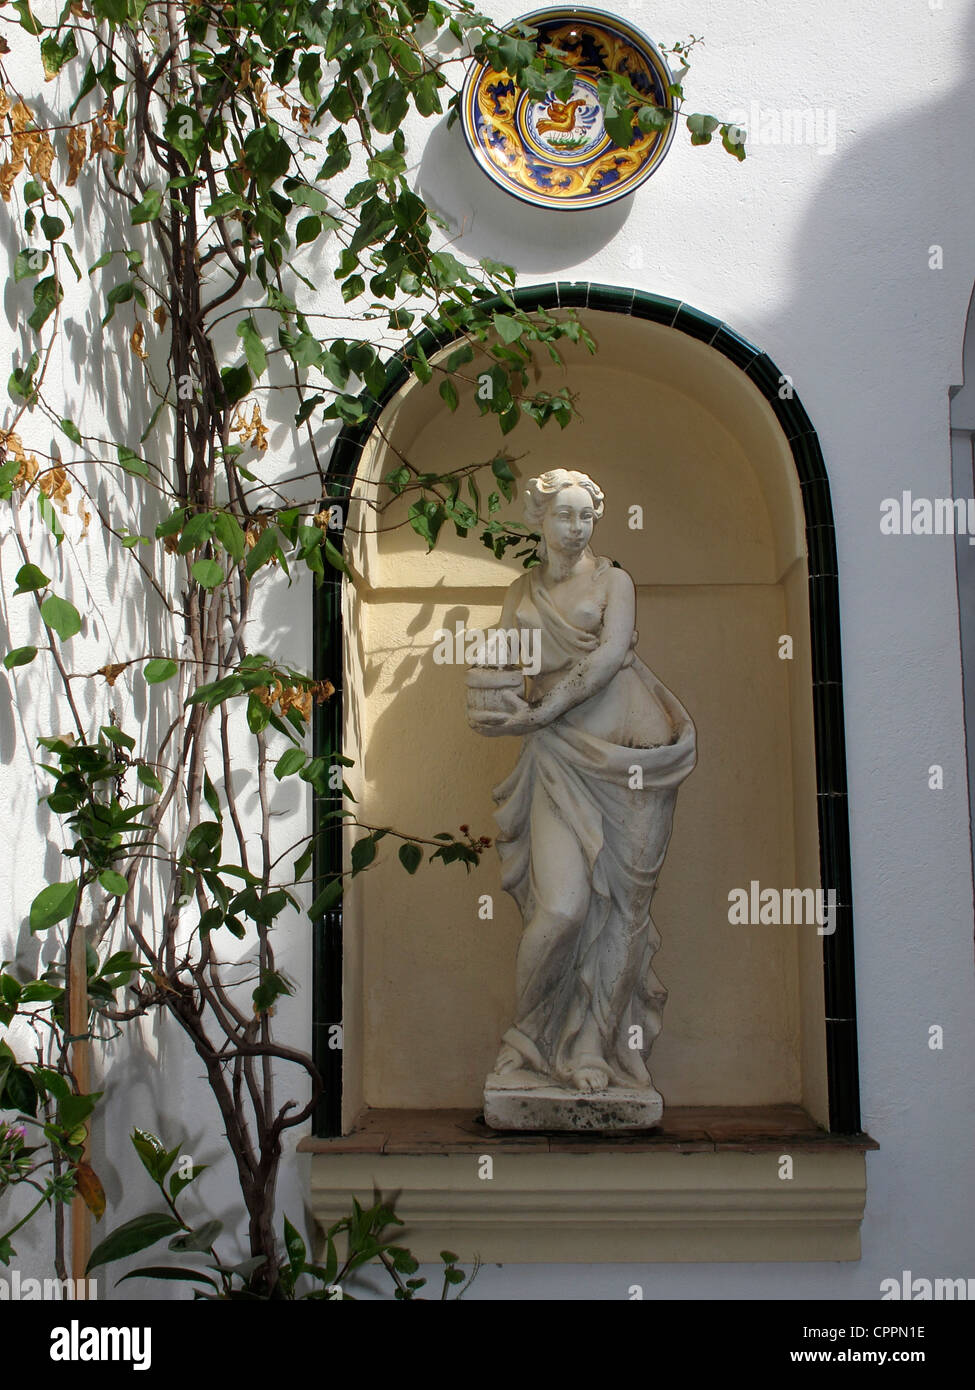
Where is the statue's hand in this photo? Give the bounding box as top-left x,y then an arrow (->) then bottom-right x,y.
468,691 -> 540,738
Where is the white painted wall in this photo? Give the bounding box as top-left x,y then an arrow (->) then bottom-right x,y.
3,0 -> 975,1299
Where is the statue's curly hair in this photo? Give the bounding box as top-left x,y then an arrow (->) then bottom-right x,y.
523,469 -> 605,531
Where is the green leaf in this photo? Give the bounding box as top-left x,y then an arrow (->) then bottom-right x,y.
164,105 -> 205,168
28,276 -> 63,333
100,723 -> 135,749
309,877 -> 342,917
37,494 -> 65,544
131,186 -> 163,225
59,1091 -> 99,1130
252,969 -> 294,1013
439,379 -> 459,412
117,445 -> 150,478
295,215 -> 322,247
340,274 -> 365,304
184,821 -> 222,868
407,499 -> 445,551
2,1066 -> 37,1116
136,764 -> 163,793
275,748 -> 307,779
32,1066 -> 70,1101
213,512 -> 246,563
169,1164 -> 207,1201
40,595 -> 81,641
398,842 -> 422,874
117,1265 -> 217,1290
283,1216 -> 306,1271
144,658 -> 178,684
236,318 -> 267,379
491,455 -> 516,501
221,364 -> 251,405
60,418 -> 83,444
191,558 -> 224,589
244,526 -> 280,579
13,563 -> 49,595
323,537 -> 351,578
350,835 -> 376,875
41,32 -> 78,79
721,123 -> 747,160
492,313 -> 523,345
14,248 -> 47,281
368,77 -> 409,134
4,646 -> 37,669
29,880 -> 78,931
86,1213 -> 182,1275
686,112 -> 719,139
40,212 -> 65,240
168,1219 -> 222,1253
202,771 -> 221,821
98,869 -> 128,896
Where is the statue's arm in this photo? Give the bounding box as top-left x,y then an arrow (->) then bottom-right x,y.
496,576 -> 523,632
530,567 -> 635,725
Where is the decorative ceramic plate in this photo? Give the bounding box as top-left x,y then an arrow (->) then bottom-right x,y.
460,7 -> 676,211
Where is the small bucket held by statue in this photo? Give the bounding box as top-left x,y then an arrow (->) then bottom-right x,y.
466,664 -> 526,717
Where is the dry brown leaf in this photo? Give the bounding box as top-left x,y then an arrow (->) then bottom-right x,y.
0,92 -> 11,120
29,132 -> 55,184
73,1161 -> 106,1220
11,447 -> 40,489
96,662 -> 126,687
39,465 -> 72,512
0,429 -> 26,463
65,124 -> 87,186
0,162 -> 17,202
130,321 -> 148,362
152,305 -> 167,330
10,100 -> 32,134
78,500 -> 91,538
249,402 -> 268,451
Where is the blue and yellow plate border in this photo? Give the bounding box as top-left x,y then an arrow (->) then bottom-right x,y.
460,6 -> 677,211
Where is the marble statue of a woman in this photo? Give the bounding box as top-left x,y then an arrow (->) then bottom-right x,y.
467,469 -> 696,1130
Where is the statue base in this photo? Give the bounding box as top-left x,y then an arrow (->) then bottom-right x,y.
483,1069 -> 663,1132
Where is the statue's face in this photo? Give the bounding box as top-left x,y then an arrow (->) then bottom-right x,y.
542,484 -> 597,557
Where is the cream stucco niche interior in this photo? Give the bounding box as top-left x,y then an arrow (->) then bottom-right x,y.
338,308 -> 829,1134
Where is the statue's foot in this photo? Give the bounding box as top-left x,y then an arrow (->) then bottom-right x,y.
566,1063 -> 611,1093
492,1043 -> 524,1075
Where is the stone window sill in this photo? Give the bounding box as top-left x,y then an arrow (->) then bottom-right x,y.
299,1106 -> 876,1264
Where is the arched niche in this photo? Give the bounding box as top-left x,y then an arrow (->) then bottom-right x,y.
313,285 -> 860,1140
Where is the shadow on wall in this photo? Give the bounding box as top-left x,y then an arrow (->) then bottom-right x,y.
416,113 -> 631,269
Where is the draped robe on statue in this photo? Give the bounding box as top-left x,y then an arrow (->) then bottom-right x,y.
492,557 -> 697,1089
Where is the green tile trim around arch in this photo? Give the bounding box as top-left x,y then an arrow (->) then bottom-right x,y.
311,283 -> 861,1139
